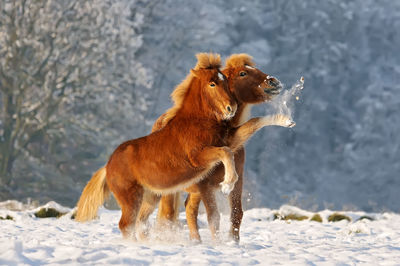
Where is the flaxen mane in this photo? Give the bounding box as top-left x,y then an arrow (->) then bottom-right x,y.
160,53 -> 222,128
223,53 -> 255,69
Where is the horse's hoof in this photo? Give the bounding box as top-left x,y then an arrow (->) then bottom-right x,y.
220,182 -> 234,195
287,120 -> 296,128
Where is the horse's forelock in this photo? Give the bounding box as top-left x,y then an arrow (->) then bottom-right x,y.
223,53 -> 255,70
194,53 -> 222,70
172,53 -> 221,105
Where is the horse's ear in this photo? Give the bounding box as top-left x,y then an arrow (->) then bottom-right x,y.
190,68 -> 199,77
222,67 -> 233,79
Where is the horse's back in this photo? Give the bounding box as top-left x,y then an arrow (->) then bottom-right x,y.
105,129 -> 195,189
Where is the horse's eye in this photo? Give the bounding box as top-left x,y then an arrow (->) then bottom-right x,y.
209,82 -> 216,87
239,71 -> 247,77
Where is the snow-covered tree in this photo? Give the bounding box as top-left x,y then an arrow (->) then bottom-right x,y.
0,0 -> 152,198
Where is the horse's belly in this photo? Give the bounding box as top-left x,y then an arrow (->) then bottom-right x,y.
139,166 -> 210,195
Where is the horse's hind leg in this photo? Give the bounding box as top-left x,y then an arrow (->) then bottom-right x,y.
111,181 -> 144,239
229,148 -> 245,242
198,184 -> 220,241
136,190 -> 161,240
185,192 -> 202,242
156,194 -> 179,228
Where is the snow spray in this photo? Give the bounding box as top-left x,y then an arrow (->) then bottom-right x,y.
269,76 -> 304,120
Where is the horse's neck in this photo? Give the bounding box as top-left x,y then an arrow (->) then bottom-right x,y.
231,103 -> 252,127
176,105 -> 218,125
178,84 -> 217,122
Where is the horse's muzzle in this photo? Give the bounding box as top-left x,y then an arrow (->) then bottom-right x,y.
264,77 -> 283,95
224,104 -> 237,120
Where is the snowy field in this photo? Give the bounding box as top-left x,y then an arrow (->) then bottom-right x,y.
1,201 -> 400,265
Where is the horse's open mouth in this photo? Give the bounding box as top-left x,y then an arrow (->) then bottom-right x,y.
262,76 -> 283,97
264,87 -> 282,95
264,82 -> 283,96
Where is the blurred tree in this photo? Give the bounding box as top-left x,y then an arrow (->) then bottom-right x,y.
0,0 -> 152,196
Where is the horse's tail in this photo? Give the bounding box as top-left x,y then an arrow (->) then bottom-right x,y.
75,166 -> 110,222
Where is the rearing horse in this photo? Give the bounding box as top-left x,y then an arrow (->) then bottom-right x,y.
155,54 -> 289,242
76,53 -> 295,241
75,53 -> 239,238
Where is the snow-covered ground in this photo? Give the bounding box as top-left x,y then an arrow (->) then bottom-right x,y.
1,201 -> 400,265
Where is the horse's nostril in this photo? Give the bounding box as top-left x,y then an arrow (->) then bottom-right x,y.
269,79 -> 279,87
227,106 -> 232,113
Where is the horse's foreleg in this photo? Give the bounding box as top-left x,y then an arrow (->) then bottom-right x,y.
229,114 -> 295,152
190,146 -> 238,195
185,193 -> 202,242
229,148 -> 245,242
136,190 -> 161,240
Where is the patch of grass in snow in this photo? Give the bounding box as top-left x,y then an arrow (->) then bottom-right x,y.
357,215 -> 374,221
34,207 -> 67,218
0,214 -> 14,220
310,214 -> 323,223
328,213 -> 351,222
284,214 -> 309,221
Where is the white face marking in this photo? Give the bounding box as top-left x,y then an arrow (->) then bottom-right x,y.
218,72 -> 224,81
245,65 -> 255,70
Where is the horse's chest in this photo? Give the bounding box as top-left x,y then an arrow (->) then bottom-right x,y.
211,127 -> 230,146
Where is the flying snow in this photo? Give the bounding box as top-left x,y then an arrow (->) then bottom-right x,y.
270,76 -> 304,120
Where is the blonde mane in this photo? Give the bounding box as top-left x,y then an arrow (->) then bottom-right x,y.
223,53 -> 255,70
159,53 -> 221,128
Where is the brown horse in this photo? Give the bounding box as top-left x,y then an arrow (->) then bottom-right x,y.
155,54 -> 289,242
76,53 -> 294,241
75,53 -> 239,238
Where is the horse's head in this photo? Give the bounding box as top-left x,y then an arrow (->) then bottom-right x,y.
222,54 -> 283,104
163,53 -> 237,126
190,67 -> 237,121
